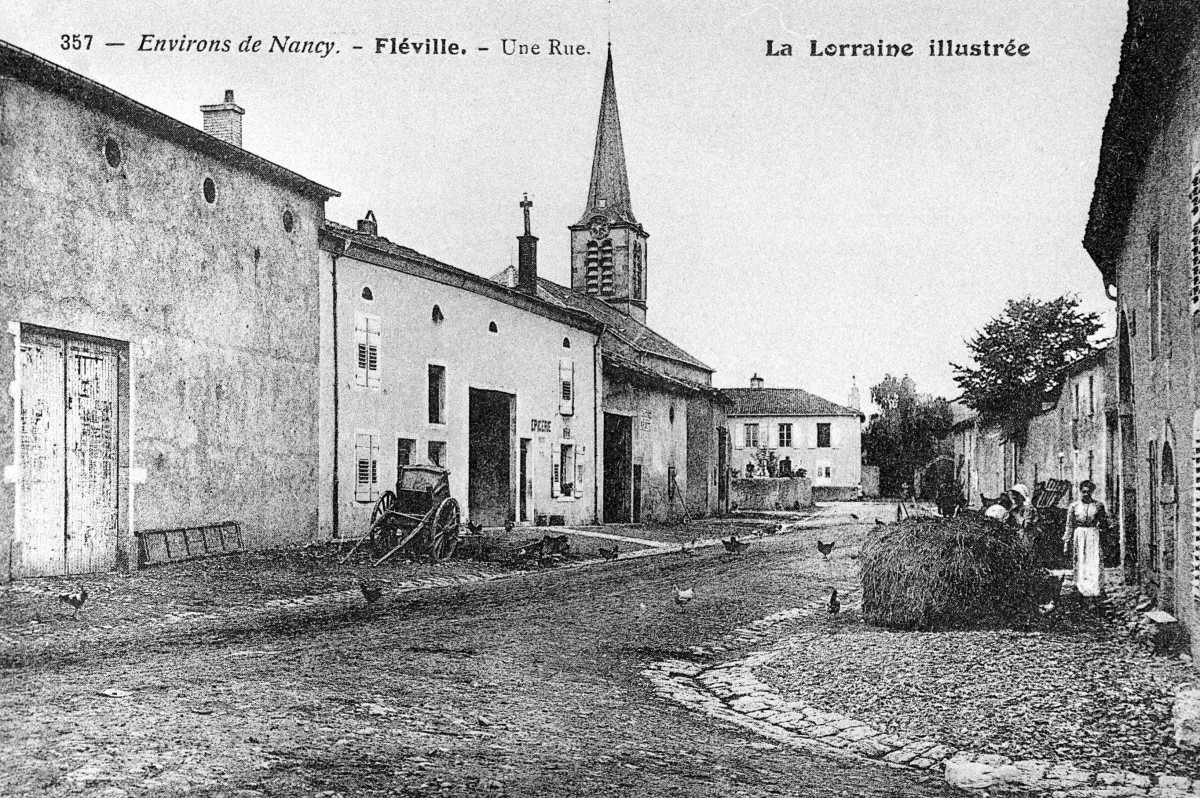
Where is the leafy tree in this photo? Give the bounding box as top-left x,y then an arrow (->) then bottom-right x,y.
863,375 -> 953,497
952,295 -> 1101,436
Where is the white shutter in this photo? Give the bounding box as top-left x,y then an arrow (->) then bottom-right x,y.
575,461 -> 584,498
766,423 -> 775,450
355,433 -> 370,501
735,423 -> 744,449
808,424 -> 817,449
1192,161 -> 1200,313
832,423 -> 841,449
551,444 -> 561,497
1192,410 -> 1200,599
354,315 -> 368,388
559,358 -> 574,416
366,315 -> 381,388
370,433 -> 381,499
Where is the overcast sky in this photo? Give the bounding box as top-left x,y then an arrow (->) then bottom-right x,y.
7,0 -> 1126,408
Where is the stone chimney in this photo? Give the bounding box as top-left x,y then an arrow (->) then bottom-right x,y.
357,210 -> 378,237
201,89 -> 244,147
517,194 -> 538,295
750,373 -> 764,390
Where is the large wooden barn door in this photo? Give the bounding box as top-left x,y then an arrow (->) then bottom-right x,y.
65,338 -> 120,574
18,331 -> 67,575
16,329 -> 120,577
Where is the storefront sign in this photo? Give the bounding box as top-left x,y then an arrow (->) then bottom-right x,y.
531,419 -> 552,433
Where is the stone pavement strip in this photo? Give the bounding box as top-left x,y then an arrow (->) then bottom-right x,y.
0,522 -> 780,653
641,595 -> 1200,797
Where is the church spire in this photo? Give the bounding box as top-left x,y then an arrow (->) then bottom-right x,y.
581,45 -> 636,224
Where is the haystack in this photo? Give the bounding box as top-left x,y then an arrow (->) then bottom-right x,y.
861,515 -> 1041,630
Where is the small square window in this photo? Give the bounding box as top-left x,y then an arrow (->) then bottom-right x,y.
428,440 -> 447,467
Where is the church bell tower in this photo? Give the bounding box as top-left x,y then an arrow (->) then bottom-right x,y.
570,45 -> 649,324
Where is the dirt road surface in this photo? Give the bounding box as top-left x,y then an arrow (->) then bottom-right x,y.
2,505 -> 957,797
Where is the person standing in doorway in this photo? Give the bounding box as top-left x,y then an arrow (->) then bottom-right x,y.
1064,479 -> 1108,606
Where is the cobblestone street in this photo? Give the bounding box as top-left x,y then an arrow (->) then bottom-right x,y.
2,506 -> 962,797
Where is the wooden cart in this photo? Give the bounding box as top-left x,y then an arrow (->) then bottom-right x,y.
369,465 -> 462,563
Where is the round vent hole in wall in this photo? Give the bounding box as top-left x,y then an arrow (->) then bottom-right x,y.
203,177 -> 217,204
104,137 -> 122,168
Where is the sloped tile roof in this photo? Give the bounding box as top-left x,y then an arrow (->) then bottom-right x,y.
723,387 -> 861,418
489,266 -> 712,372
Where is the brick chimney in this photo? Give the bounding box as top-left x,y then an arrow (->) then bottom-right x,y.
750,373 -> 764,390
200,90 -> 244,147
357,210 -> 378,236
516,194 -> 538,295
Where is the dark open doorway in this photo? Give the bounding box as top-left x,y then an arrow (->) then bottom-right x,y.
469,388 -> 515,527
603,413 -> 633,523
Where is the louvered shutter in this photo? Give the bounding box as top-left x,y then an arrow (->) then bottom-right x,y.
370,434 -> 381,499
551,444 -> 561,498
766,423 -> 775,451
355,433 -> 370,500
354,315 -> 368,388
832,423 -> 841,449
1192,162 -> 1200,313
366,316 -> 381,388
735,423 -> 744,449
559,358 -> 574,415
1192,410 -> 1200,599
575,462 -> 584,498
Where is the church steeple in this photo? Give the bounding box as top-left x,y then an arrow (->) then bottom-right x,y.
570,45 -> 650,324
580,45 -> 636,225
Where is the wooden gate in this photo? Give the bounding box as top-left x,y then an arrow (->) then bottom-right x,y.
17,329 -> 120,576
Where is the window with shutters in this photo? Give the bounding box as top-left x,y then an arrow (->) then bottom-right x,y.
816,423 -> 832,448
355,314 -> 381,389
428,440 -> 446,468
744,423 -> 759,448
354,432 -> 380,502
1192,163 -> 1200,313
1193,410 -> 1200,599
778,423 -> 793,448
428,364 -> 446,424
559,358 -> 574,416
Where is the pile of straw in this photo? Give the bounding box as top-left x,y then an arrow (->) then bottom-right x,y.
860,515 -> 1041,630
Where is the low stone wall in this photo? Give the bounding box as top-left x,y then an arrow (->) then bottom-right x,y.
732,477 -> 813,510
812,485 -> 861,502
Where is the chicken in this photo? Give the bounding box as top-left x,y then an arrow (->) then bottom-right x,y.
598,544 -> 620,561
874,519 -> 885,527
58,584 -> 88,618
828,589 -> 841,614
679,537 -> 697,556
722,535 -> 751,555
816,540 -> 836,559
764,523 -> 783,535
466,520 -> 484,535
358,580 -> 384,606
850,513 -> 860,520
673,584 -> 694,607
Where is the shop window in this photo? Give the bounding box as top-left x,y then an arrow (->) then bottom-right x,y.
553,441 -> 577,498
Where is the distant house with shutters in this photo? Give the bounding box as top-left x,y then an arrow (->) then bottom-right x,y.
724,375 -> 864,500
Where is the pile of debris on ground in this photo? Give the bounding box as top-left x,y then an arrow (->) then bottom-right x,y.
1101,583 -> 1192,660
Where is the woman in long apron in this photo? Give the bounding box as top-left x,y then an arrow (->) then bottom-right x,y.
1063,479 -> 1108,606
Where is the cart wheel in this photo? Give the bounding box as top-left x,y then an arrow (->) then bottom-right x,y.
427,498 -> 461,562
370,491 -> 397,527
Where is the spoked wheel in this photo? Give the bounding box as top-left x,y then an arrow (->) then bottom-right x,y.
427,498 -> 461,561
369,491 -> 398,552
